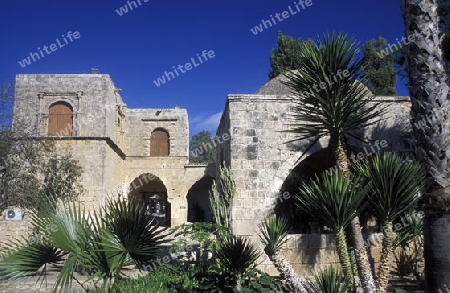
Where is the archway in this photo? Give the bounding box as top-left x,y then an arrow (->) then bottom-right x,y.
276,147 -> 335,233
186,177 -> 214,222
128,173 -> 171,226
276,145 -> 375,234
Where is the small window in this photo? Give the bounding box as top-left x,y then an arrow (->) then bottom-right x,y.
150,128 -> 169,156
48,102 -> 73,137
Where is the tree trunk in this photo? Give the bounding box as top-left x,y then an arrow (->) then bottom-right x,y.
334,137 -> 376,293
401,0 -> 450,291
377,222 -> 394,292
335,228 -> 353,279
268,250 -> 308,293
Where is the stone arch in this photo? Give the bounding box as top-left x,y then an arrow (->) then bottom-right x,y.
186,176 -> 214,222
273,139 -> 376,233
48,101 -> 73,136
150,128 -> 170,156
128,173 -> 171,226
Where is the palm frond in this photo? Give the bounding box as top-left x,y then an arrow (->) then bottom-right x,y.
258,215 -> 290,255
216,236 -> 261,276
306,267 -> 352,293
295,171 -> 369,230
283,32 -> 386,157
353,152 -> 425,222
102,196 -> 170,268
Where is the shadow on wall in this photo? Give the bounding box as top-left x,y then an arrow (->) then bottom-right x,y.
186,177 -> 214,222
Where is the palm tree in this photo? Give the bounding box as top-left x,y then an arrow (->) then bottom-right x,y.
306,267 -> 352,293
0,195 -> 170,292
401,0 -> 450,290
296,171 -> 369,282
215,235 -> 261,291
354,152 -> 425,292
258,215 -> 308,293
284,32 -> 383,292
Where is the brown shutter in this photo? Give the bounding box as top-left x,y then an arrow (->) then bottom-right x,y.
150,130 -> 169,156
48,102 -> 73,136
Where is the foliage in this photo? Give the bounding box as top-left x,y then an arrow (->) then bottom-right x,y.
1,138 -> 84,211
353,153 -> 425,223
284,32 -> 385,159
92,262 -> 286,293
216,236 -> 261,278
362,37 -> 397,95
209,165 -> 236,230
269,31 -> 312,79
258,215 -> 290,256
170,222 -> 232,267
0,195 -> 170,292
189,130 -> 216,164
296,171 -> 369,231
393,210 -> 425,283
305,267 -> 352,293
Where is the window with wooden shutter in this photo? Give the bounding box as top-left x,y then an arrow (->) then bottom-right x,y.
150,129 -> 169,156
48,102 -> 73,137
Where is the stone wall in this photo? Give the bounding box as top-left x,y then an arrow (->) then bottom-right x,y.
216,94 -> 413,237
125,107 -> 189,157
13,74 -> 124,140
256,233 -> 386,277
7,73 -> 213,232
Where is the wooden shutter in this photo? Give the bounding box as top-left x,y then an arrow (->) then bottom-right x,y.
150,129 -> 169,156
48,102 -> 73,136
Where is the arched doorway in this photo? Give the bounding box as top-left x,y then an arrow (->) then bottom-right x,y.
48,101 -> 73,136
186,177 -> 214,222
276,147 -> 335,233
276,145 -> 374,234
128,174 -> 170,226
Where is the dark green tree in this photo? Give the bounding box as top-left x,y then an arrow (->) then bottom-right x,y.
268,31 -> 311,79
362,37 -> 397,96
189,131 -> 216,163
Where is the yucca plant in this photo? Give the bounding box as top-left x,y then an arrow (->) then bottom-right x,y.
306,267 -> 352,293
284,32 -> 384,293
296,171 -> 369,281
216,235 -> 261,290
354,152 -> 424,292
258,215 -> 308,293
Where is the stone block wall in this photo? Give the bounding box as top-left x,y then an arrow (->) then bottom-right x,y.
13,74 -> 124,143
216,94 -> 413,237
125,107 -> 189,157
256,233 -> 388,277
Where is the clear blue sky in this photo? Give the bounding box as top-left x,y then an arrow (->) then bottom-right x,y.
0,0 -> 408,136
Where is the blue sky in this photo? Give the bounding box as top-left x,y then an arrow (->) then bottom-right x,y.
0,0 -> 408,136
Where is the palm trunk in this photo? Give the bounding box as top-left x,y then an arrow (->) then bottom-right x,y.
334,137 -> 376,293
335,228 -> 353,279
401,0 -> 450,291
267,250 -> 308,293
376,222 -> 394,292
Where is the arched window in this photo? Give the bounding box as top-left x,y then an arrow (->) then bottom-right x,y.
150,128 -> 169,156
48,102 -> 73,137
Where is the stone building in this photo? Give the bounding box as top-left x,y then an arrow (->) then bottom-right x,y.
216,73 -> 414,273
10,72 -> 215,227
5,71 -> 414,275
